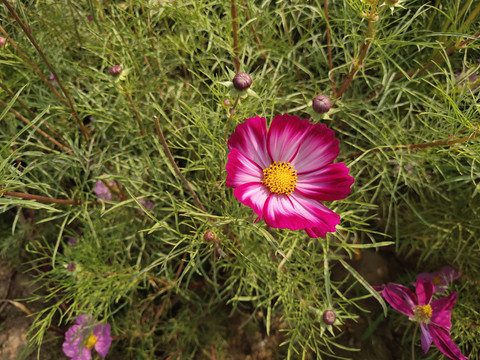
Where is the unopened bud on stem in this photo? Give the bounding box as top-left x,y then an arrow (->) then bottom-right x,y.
312,94 -> 332,114
232,72 -> 252,91
109,65 -> 123,76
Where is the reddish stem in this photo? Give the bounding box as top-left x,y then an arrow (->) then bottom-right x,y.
231,0 -> 240,71
241,0 -> 271,68
367,32 -> 480,100
1,0 -> 91,140
1,189 -> 80,205
324,0 -> 336,97
339,131 -> 480,161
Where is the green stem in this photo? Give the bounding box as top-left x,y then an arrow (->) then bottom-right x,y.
412,323 -> 419,360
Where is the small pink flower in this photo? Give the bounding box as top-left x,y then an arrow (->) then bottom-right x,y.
377,279 -> 467,360
63,315 -> 111,360
416,266 -> 460,293
226,114 -> 354,238
137,198 -> 153,214
94,179 -> 117,201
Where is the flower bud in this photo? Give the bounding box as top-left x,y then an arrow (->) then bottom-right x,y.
203,230 -> 216,243
223,99 -> 231,107
0,37 -> 6,48
312,94 -> 332,114
67,262 -> 76,272
322,309 -> 336,325
109,65 -> 123,76
232,72 -> 252,91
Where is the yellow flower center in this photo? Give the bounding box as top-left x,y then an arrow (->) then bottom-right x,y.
85,334 -> 97,350
262,162 -> 297,195
414,304 -> 433,323
433,276 -> 441,285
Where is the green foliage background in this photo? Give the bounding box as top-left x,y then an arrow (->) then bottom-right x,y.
1,0 -> 479,359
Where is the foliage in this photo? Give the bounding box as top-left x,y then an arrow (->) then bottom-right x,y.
0,0 -> 479,359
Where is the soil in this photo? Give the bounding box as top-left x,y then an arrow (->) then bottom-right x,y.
0,259 -> 66,360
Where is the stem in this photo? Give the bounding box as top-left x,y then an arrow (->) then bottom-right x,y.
0,25 -> 68,107
241,0 -> 271,68
119,85 -> 144,135
153,116 -> 207,212
339,130 -> 480,161
336,18 -> 375,98
231,0 -> 240,71
1,0 -> 91,140
66,0 -> 82,46
0,81 -> 69,147
1,189 -> 80,205
368,32 -> 480,100
412,323 -> 418,360
231,94 -> 240,114
0,99 -> 73,154
324,0 -> 336,97
281,8 -> 301,83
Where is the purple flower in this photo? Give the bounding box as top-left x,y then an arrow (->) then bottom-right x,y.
63,315 -> 111,360
137,198 -> 153,213
48,73 -> 59,87
416,266 -> 460,293
377,279 -> 467,360
94,179 -> 117,201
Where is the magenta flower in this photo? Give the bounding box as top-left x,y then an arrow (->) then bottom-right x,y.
63,315 -> 111,360
377,279 -> 467,360
416,266 -> 460,293
226,114 -> 354,238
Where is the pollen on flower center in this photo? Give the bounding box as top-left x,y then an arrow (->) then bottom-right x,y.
433,276 -> 442,285
262,161 -> 297,195
85,334 -> 98,350
414,304 -> 433,323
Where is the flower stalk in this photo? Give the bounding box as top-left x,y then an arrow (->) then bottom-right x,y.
153,116 -> 207,213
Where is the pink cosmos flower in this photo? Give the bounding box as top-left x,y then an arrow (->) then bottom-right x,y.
416,266 -> 460,293
63,315 -> 111,360
376,278 -> 467,360
226,114 -> 354,238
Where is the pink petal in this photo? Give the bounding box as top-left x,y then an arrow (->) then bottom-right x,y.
94,323 -> 112,358
439,266 -> 460,281
233,182 -> 270,220
228,116 -> 271,169
432,291 -> 457,312
305,224 -> 338,238
290,122 -> 339,174
266,114 -> 312,163
226,148 -> 264,188
296,163 -> 354,201
431,292 -> 456,330
75,315 -> 90,325
416,266 -> 460,293
415,278 -> 434,305
262,192 -> 340,234
76,349 -> 92,360
63,325 -> 82,358
420,323 -> 433,354
381,283 -> 416,316
428,325 -> 468,360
